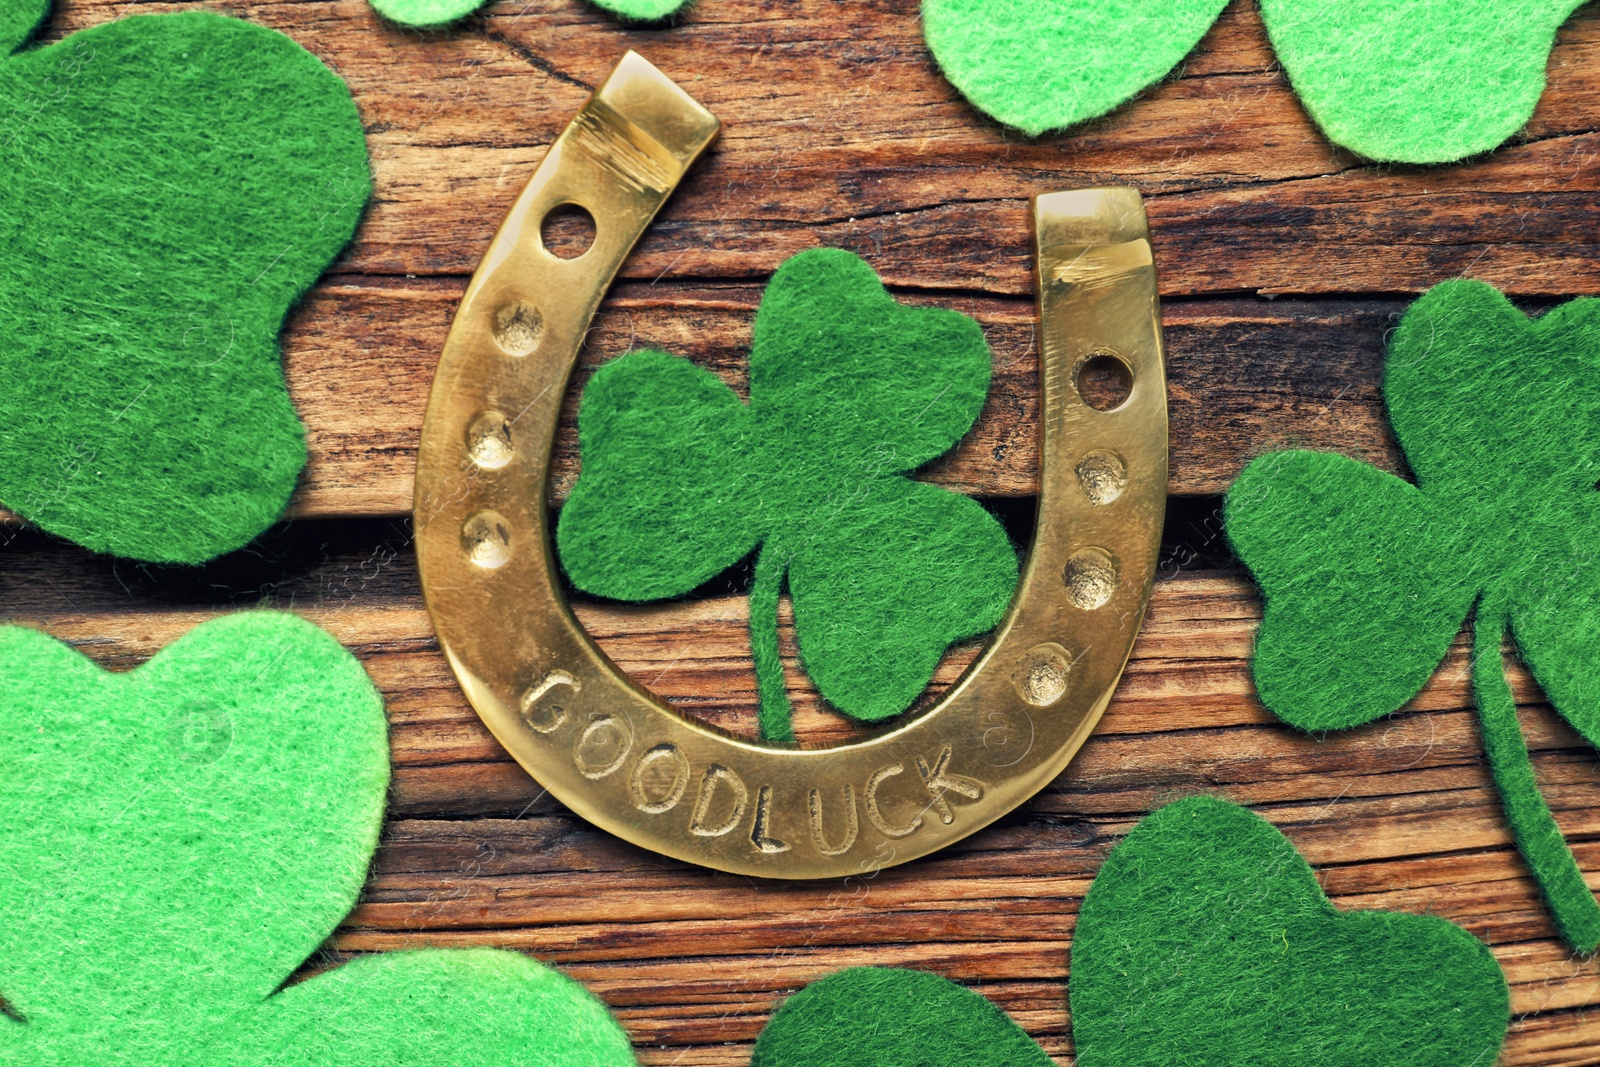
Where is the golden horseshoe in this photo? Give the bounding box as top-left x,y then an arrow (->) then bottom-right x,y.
414,52 -> 1168,878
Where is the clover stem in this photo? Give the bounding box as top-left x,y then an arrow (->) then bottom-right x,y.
750,542 -> 795,743
1472,603 -> 1600,953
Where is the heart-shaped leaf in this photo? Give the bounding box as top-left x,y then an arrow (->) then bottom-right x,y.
743,799 -> 1508,1065
1225,449 -> 1474,731
558,248 -> 1017,741
1070,796 -> 1509,1067
750,967 -> 1053,1067
1227,280 -> 1600,950
0,613 -> 388,1019
0,613 -> 636,1065
920,0 -> 1230,136
0,11 -> 370,563
920,0 -> 1584,162
558,348 -> 758,600
1259,0 -> 1585,162
1385,280 -> 1600,499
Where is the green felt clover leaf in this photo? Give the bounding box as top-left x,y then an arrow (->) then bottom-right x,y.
749,968 -> 1053,1067
0,6 -> 370,564
1071,796 -> 1510,1067
368,0 -> 486,25
747,801 -> 1508,1066
921,0 -> 1230,138
557,248 -> 1018,742
1258,0 -> 1586,164
1227,279 -> 1600,952
920,0 -> 1582,162
0,612 -> 636,1066
368,0 -> 691,29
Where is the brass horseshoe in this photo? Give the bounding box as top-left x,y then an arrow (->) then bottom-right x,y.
414,52 -> 1168,879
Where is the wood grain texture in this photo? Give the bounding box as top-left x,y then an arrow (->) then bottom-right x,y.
28,0 -> 1600,516
14,0 -> 1600,1062
284,284 -> 1405,511
6,529 -> 1600,1064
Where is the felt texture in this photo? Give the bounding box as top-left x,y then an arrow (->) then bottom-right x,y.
1226,278 -> 1600,951
588,0 -> 693,19
920,0 -> 1229,137
1071,796 -> 1510,1067
0,8 -> 369,564
368,0 -> 691,29
557,248 -> 1017,742
749,967 -> 1053,1067
368,0 -> 486,27
1258,0 -> 1585,163
0,0 -> 47,56
0,613 -> 637,1066
749,815 -> 1509,1067
920,0 -> 1582,162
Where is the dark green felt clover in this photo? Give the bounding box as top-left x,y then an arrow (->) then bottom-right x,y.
557,248 -> 1018,742
749,967 -> 1053,1067
1070,796 -> 1510,1067
0,612 -> 636,1066
748,800 -> 1507,1065
1227,279 -> 1600,953
0,2 -> 370,564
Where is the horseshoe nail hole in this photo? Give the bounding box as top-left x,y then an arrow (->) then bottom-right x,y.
1015,643 -> 1072,708
462,510 -> 513,570
1076,350 -> 1133,412
466,411 -> 514,470
540,202 -> 596,260
492,301 -> 544,357
1075,449 -> 1128,506
1064,547 -> 1118,610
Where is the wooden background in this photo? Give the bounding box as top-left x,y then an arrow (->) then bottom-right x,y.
19,0 -> 1600,1062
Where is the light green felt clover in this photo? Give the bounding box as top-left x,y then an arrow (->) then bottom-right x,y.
746,799 -> 1508,1065
369,0 -> 691,29
1259,0 -> 1586,163
921,0 -> 1582,162
1,4 -> 370,563
0,612 -> 637,1066
556,248 -> 1018,742
1227,279 -> 1600,952
921,0 -> 1229,138
1071,797 -> 1510,1066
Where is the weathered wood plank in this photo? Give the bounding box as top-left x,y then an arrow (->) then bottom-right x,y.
17,0 -> 1600,1061
22,0 -> 1598,519
284,284 -> 1404,514
38,1 -> 1600,299
8,551 -> 1600,1063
